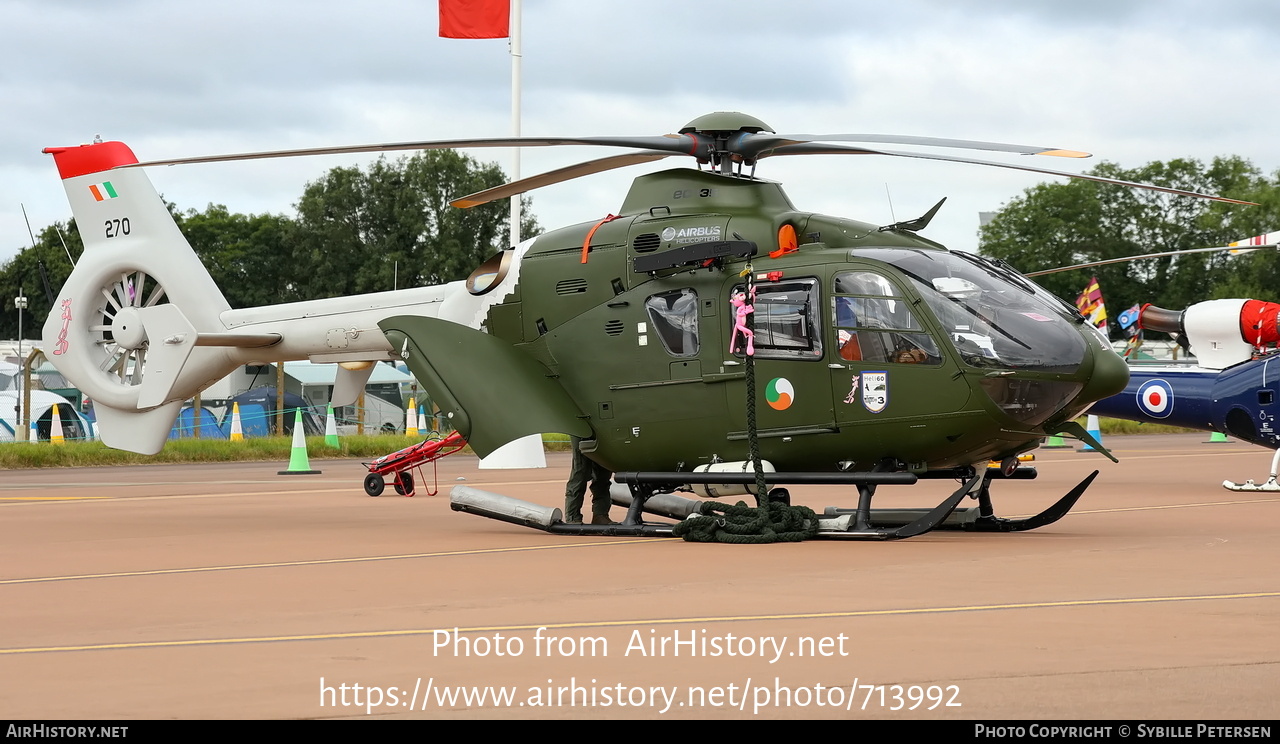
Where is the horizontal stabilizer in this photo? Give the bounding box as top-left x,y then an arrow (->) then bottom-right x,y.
136,304 -> 198,408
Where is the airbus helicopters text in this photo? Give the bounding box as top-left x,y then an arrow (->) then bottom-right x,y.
39,112 -> 1250,539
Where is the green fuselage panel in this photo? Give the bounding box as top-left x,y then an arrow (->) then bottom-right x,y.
379,316 -> 592,457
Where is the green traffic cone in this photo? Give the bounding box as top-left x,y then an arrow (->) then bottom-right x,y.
1205,431 -> 1229,443
279,409 -> 322,475
324,403 -> 340,448
1043,434 -> 1072,449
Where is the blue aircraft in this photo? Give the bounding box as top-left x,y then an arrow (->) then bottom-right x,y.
1030,232 -> 1280,491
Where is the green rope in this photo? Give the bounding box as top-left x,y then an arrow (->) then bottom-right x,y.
673,499 -> 819,544
741,265 -> 769,504
673,263 -> 821,544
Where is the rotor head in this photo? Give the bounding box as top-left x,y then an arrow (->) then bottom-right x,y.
680,112 -> 775,136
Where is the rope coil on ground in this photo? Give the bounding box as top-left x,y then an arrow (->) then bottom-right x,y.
672,499 -> 819,544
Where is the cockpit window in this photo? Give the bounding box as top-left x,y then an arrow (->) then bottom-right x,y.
645,288 -> 699,357
834,271 -> 897,297
848,248 -> 1087,373
832,271 -> 942,365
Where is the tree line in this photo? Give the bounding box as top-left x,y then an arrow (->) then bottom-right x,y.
0,150 -> 537,339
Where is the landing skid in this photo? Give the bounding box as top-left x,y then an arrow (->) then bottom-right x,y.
1223,448 -> 1280,492
975,470 -> 1096,532
614,469 -> 974,541
447,467 -> 1098,541
807,473 -> 979,540
826,469 -> 1099,532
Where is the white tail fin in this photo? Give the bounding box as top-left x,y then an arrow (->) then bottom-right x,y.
42,141 -> 241,453
41,141 -> 471,455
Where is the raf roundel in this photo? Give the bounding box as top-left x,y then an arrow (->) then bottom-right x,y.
1136,379 -> 1174,419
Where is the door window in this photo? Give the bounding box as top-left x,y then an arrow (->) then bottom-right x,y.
645,288 -> 700,357
734,278 -> 824,360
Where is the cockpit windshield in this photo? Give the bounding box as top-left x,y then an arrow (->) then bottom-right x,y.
849,248 -> 1088,373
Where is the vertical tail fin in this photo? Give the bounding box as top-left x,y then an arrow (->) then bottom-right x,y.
41,141 -> 238,453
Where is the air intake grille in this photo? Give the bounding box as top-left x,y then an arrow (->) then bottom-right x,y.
556,278 -> 588,295
632,233 -> 660,253
604,320 -> 624,336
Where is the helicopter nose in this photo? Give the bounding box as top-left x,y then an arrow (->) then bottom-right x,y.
1078,339 -> 1130,406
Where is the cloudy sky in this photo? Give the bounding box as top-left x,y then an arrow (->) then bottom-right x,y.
3,0 -> 1278,274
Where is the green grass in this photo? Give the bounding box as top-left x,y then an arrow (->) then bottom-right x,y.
0,432 -> 564,469
0,435 -> 427,469
1089,418 -> 1197,436
0,421 -> 1189,469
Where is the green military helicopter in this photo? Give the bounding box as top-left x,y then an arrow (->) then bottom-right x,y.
46,113 -> 1248,539
379,112 -> 1249,539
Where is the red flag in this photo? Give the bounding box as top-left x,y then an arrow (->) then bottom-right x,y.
439,0 -> 510,38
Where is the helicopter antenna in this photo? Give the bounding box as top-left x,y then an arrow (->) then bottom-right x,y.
21,203 -> 76,267
54,225 -> 76,267
21,202 -> 37,247
885,184 -> 897,224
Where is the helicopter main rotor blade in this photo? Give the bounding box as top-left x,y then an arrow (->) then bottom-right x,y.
739,133 -> 1090,160
1025,244 -> 1278,277
760,143 -> 1259,206
118,135 -> 695,169
116,128 -> 1088,170
450,151 -> 676,208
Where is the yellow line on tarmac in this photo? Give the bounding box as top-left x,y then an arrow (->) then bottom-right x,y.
0,488 -> 355,507
0,480 -> 316,489
0,480 -> 567,506
1038,450 -> 1259,463
0,539 -> 660,586
1072,497 -> 1280,516
3,591 -> 1276,655
0,496 -> 112,501
1084,447 -> 1254,455
467,479 -> 572,487
1117,451 -> 1260,461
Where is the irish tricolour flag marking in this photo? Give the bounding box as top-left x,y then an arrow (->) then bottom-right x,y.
88,181 -> 118,201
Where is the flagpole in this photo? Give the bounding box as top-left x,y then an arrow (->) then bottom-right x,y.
509,0 -> 522,247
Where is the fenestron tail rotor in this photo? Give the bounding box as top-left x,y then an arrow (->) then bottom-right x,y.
91,269 -> 168,389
